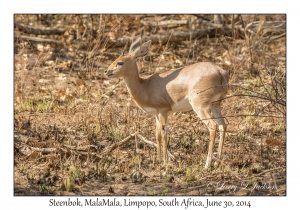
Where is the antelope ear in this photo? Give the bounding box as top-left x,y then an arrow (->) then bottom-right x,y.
129,37 -> 141,53
132,40 -> 152,59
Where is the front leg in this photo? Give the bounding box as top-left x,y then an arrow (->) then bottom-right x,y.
155,115 -> 162,162
157,112 -> 168,163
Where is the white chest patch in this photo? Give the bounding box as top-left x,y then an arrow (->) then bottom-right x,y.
171,97 -> 192,112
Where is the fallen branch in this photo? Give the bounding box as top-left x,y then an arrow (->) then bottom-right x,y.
141,19 -> 253,35
99,134 -> 135,156
14,23 -> 65,35
15,133 -> 58,155
141,19 -> 285,36
14,133 -> 29,143
62,143 -> 98,151
26,146 -> 57,153
15,141 -> 58,156
14,133 -> 100,157
107,29 -> 216,48
15,35 -> 64,45
141,19 -> 191,26
246,21 -> 286,31
195,19 -> 255,35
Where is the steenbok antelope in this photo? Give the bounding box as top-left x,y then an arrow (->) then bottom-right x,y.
105,37 -> 229,168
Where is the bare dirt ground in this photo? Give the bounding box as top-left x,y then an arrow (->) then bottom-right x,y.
14,14 -> 286,196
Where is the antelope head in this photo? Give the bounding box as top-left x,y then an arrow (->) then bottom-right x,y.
105,37 -> 152,78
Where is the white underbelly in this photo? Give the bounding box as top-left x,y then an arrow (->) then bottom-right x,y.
171,97 -> 192,112
137,97 -> 192,115
142,106 -> 157,114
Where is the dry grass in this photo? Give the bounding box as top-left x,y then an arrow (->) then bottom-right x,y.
14,14 -> 286,196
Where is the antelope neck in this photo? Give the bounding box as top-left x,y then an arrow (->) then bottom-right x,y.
123,62 -> 146,102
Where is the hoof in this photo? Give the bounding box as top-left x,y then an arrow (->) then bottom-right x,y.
214,161 -> 220,168
204,163 -> 211,169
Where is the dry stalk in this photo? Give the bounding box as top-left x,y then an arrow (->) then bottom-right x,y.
136,134 -> 175,161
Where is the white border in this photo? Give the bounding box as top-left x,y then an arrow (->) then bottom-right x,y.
3,1 -> 296,209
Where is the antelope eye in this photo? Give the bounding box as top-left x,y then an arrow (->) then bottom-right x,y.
116,61 -> 124,66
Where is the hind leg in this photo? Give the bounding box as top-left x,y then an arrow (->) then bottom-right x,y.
211,102 -> 227,160
205,119 -> 217,169
191,103 -> 217,169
